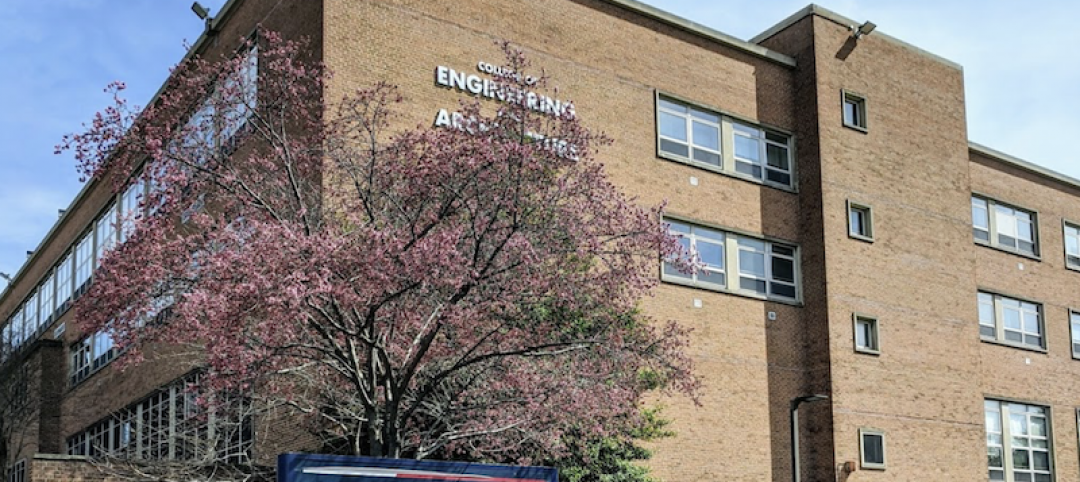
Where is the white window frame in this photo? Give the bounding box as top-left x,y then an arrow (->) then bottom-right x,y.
842,90 -> 868,131
847,200 -> 874,242
1064,221 -> 1080,270
656,95 -> 795,189
972,195 -> 1038,257
70,329 -> 117,386
1070,310 -> 1080,360
663,218 -> 800,302
853,313 -> 880,355
986,400 -> 1052,482
56,250 -> 74,311
978,291 -> 1044,350
859,428 -> 886,470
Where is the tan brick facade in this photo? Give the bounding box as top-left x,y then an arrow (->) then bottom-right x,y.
3,1 -> 1079,481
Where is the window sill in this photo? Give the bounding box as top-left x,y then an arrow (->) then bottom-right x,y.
1065,263 -> 1080,273
657,151 -> 798,194
980,337 -> 1047,354
860,463 -> 886,471
661,275 -> 802,306
848,233 -> 874,243
855,347 -> 880,356
843,123 -> 868,134
973,240 -> 1041,261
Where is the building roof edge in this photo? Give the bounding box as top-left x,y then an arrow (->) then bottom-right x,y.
599,0 -> 796,67
0,0 -> 246,308
969,142 -> 1080,192
750,3 -> 962,71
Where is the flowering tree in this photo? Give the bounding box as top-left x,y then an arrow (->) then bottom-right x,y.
61,31 -> 696,465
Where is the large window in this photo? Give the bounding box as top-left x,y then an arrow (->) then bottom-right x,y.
70,330 -> 117,386
985,400 -> 1051,482
67,373 -> 252,463
657,96 -> 794,188
56,251 -> 74,310
978,292 -> 1043,350
1064,222 -> 1080,269
972,196 -> 1037,256
663,219 -> 799,302
95,202 -> 118,265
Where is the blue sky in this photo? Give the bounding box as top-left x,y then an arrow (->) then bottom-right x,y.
1,0 -> 1078,282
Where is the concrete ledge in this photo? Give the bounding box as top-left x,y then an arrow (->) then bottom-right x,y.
33,453 -> 90,461
598,0 -> 796,67
970,142 -> 1080,193
750,3 -> 962,71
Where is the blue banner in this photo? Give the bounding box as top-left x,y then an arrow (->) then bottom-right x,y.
278,453 -> 558,482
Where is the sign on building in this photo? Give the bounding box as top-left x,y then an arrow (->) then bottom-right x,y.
277,453 -> 559,482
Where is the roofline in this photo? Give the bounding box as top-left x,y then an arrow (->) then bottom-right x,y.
969,142 -> 1080,192
750,4 -> 962,71
0,0 -> 245,308
598,0 -> 796,67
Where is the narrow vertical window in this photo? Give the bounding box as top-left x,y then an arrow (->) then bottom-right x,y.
1064,222 -> 1080,269
1070,311 -> 1080,359
853,314 -> 879,354
859,428 -> 886,469
847,201 -> 874,241
842,91 -> 868,131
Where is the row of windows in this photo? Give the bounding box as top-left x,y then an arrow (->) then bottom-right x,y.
854,399 -> 1054,481
662,220 -> 799,302
67,373 -> 253,463
0,44 -> 259,374
853,294 -> 1080,357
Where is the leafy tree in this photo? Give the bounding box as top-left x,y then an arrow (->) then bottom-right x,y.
61,32 -> 697,466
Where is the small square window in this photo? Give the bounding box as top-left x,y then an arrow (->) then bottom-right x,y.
847,201 -> 874,241
842,91 -> 867,131
853,314 -> 879,354
859,428 -> 886,470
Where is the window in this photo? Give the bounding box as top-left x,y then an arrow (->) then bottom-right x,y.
985,400 -> 1051,482
67,373 -> 253,462
6,459 -> 25,482
56,251 -> 74,311
847,201 -> 874,241
657,96 -> 794,188
1071,311 -> 1080,359
853,314 -> 879,354
978,292 -> 1043,350
1064,222 -> 1080,269
95,202 -> 118,265
120,176 -> 144,242
664,219 -> 799,301
70,330 -> 117,386
972,196 -> 1037,256
40,269 -> 56,324
842,91 -> 867,131
859,428 -> 885,470
75,230 -> 94,294
23,291 -> 39,340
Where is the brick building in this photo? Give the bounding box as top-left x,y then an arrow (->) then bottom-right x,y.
1,1 -> 1076,481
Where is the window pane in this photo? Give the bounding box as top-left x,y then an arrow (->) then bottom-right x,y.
739,250 -> 766,277
658,98 -> 686,113
988,446 -> 1004,468
770,282 -> 796,299
659,139 -> 689,158
740,277 -> 766,294
856,321 -> 869,347
691,121 -> 719,150
862,433 -> 884,464
766,144 -> 788,170
735,135 -> 760,161
1013,449 -> 1030,470
692,148 -> 721,166
766,170 -> 791,186
659,112 -> 686,141
698,270 -> 726,286
772,256 -> 794,283
689,108 -> 719,124
697,241 -> 724,268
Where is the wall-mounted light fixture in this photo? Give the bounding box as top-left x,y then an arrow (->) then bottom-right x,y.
191,2 -> 211,20
852,21 -> 877,39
